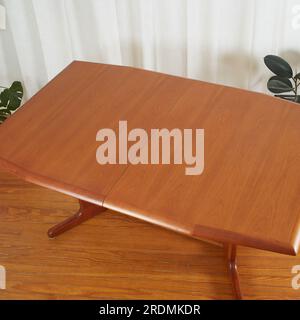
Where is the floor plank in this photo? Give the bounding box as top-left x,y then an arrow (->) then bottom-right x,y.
0,170 -> 299,299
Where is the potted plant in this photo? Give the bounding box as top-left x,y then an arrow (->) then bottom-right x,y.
0,81 -> 23,124
264,55 -> 300,103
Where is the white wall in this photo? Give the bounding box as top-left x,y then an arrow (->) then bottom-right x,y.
1,0 -> 300,100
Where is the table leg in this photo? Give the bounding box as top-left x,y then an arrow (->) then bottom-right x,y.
224,243 -> 243,300
47,200 -> 106,238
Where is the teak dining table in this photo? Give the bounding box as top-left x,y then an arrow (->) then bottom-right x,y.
0,61 -> 300,299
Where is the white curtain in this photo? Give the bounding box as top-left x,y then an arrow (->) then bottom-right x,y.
1,0 -> 300,100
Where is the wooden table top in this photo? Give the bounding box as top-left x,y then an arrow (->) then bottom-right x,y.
0,61 -> 300,256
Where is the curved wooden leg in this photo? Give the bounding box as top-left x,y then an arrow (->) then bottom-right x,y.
48,200 -> 106,238
224,244 -> 243,300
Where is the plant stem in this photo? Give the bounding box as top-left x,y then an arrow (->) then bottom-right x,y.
292,77 -> 299,102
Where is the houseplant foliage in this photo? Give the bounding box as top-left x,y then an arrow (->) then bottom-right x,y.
264,55 -> 300,103
0,81 -> 23,124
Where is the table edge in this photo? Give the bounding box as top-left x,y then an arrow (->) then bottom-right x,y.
192,224 -> 298,256
0,156 -> 104,206
103,200 -> 298,256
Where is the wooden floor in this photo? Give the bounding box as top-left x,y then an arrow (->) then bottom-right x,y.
0,170 -> 299,300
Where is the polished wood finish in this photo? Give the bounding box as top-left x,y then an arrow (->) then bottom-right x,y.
0,61 -> 189,205
104,81 -> 300,255
224,244 -> 242,300
48,200 -> 106,238
0,61 -> 300,256
1,170 -> 300,300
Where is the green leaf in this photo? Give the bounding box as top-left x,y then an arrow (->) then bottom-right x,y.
0,81 -> 23,111
295,72 -> 300,80
0,109 -> 11,115
267,76 -> 294,93
0,81 -> 23,124
0,89 -> 9,107
7,81 -> 23,111
0,115 -> 7,123
264,55 -> 293,78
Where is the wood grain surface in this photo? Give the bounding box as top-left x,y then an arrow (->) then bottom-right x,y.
0,61 -> 300,255
0,170 -> 299,299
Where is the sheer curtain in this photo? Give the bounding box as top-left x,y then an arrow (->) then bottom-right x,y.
1,0 -> 300,100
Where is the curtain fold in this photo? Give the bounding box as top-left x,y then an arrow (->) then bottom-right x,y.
1,0 -> 300,100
